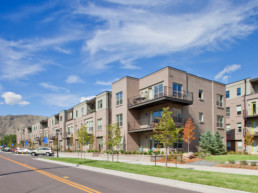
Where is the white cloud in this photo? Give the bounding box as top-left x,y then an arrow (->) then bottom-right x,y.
54,46 -> 72,54
75,1 -> 258,69
44,94 -> 80,108
1,92 -> 29,105
215,64 -> 241,83
96,78 -> 119,86
66,75 -> 83,84
80,96 -> 95,102
40,82 -> 69,92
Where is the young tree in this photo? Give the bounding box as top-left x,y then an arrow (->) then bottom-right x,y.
213,131 -> 225,155
199,130 -> 215,154
153,107 -> 182,168
245,130 -> 254,151
182,118 -> 196,153
77,125 -> 94,158
105,123 -> 122,162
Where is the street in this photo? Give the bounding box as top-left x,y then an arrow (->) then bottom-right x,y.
0,152 -> 199,193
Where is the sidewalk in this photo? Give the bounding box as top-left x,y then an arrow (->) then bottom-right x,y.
38,158 -> 249,193
57,152 -> 258,176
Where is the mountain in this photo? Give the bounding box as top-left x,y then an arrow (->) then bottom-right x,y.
0,115 -> 47,139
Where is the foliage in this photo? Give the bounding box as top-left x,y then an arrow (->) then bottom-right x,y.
251,162 -> 257,166
77,125 -> 94,151
153,107 -> 182,167
0,134 -> 16,147
244,130 -> 254,147
229,160 -> 235,164
240,160 -> 248,165
213,131 -> 226,155
182,118 -> 196,153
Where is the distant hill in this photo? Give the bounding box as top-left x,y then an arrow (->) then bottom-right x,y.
0,115 -> 47,139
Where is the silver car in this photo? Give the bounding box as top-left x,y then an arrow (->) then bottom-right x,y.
31,147 -> 54,156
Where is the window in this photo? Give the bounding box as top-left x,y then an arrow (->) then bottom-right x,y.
173,83 -> 182,97
226,107 -> 230,116
216,95 -> 223,107
88,121 -> 93,132
116,92 -> 123,105
154,84 -> 163,98
76,110 -> 78,118
227,141 -> 231,151
237,123 -> 242,132
237,141 -> 242,151
173,108 -> 182,123
226,124 -> 230,132
60,116 -> 63,122
97,100 -> 103,109
97,119 -> 102,130
173,141 -> 183,149
199,112 -> 204,122
226,90 -> 230,98
199,90 -> 203,99
237,87 -> 241,96
81,107 -> 84,115
116,114 -> 123,127
236,105 -> 241,115
217,115 -> 224,128
52,120 -> 54,125
253,121 -> 257,133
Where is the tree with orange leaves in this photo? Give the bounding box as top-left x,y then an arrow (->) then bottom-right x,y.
182,118 -> 196,153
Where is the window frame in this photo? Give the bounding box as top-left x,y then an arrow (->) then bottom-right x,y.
236,105 -> 242,115
199,112 -> 204,122
237,87 -> 241,96
198,90 -> 203,99
116,114 -> 123,127
116,92 -> 123,106
226,90 -> 230,99
97,119 -> 102,130
217,115 -> 224,128
216,94 -> 224,107
97,100 -> 103,109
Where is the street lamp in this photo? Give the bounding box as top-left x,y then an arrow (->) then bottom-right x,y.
56,129 -> 60,158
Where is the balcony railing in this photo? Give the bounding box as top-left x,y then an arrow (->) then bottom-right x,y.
244,108 -> 258,118
128,116 -> 183,132
128,86 -> 193,109
87,109 -> 96,115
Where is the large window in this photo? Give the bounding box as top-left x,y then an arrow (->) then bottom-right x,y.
217,115 -> 224,128
88,121 -> 93,132
199,90 -> 203,99
236,105 -> 241,115
237,141 -> 242,151
199,112 -> 204,122
97,100 -> 103,109
237,87 -> 241,96
237,123 -> 242,132
226,124 -> 230,133
216,95 -> 223,107
116,92 -> 123,105
97,119 -> 102,130
173,83 -> 182,97
116,114 -> 123,127
154,84 -> 163,98
226,90 -> 230,98
76,110 -> 78,118
226,107 -> 230,116
173,108 -> 182,123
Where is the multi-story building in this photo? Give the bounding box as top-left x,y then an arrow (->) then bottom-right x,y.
226,78 -> 258,154
112,67 -> 226,152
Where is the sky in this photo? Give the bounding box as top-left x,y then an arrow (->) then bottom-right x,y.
0,0 -> 258,117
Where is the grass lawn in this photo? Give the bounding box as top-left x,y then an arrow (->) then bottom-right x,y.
46,157 -> 258,193
205,155 -> 258,162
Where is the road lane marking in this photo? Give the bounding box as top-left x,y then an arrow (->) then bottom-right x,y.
0,155 -> 100,193
63,176 -> 69,178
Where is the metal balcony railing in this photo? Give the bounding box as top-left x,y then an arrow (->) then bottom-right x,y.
128,86 -> 193,108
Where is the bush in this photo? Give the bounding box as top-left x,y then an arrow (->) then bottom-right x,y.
132,150 -> 137,154
240,160 -> 248,165
244,152 -> 248,155
144,152 -> 148,155
193,152 -> 199,157
120,150 -> 124,154
251,162 -> 257,166
229,160 -> 235,164
236,151 -> 242,155
227,151 -> 236,155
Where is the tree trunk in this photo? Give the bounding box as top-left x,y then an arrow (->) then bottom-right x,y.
112,148 -> 114,162
165,146 -> 168,168
188,136 -> 189,153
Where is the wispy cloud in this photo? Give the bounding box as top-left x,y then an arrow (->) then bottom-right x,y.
66,75 -> 83,84
80,96 -> 95,102
96,78 -> 119,86
1,92 -> 29,105
40,82 -> 69,92
44,93 -> 80,108
75,1 -> 258,70
215,64 -> 241,83
54,46 -> 72,54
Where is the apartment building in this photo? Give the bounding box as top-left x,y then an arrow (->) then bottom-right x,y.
112,67 -> 226,152
17,126 -> 32,146
226,78 -> 258,154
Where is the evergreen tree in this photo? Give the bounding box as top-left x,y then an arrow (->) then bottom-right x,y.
199,130 -> 215,154
213,131 -> 225,155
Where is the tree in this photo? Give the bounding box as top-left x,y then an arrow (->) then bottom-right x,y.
77,125 -> 94,158
153,107 -> 182,168
199,130 -> 215,154
105,123 -> 122,162
213,131 -> 225,155
245,130 -> 254,151
182,118 -> 196,153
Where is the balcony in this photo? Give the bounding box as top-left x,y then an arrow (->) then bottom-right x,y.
128,86 -> 193,110
64,131 -> 72,138
87,109 -> 96,115
128,116 -> 183,133
244,108 -> 258,118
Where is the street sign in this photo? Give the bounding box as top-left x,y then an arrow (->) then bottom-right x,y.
44,137 -> 48,144
11,143 -> 14,147
25,141 -> 28,146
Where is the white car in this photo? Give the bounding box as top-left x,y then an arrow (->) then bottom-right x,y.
16,148 -> 31,154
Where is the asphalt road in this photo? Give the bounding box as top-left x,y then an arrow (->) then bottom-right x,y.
0,152 -> 200,193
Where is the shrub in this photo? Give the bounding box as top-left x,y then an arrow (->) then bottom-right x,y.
236,151 -> 242,155
240,160 -> 248,165
193,152 -> 199,157
120,150 -> 124,154
144,152 -> 148,155
251,162 -> 257,166
132,150 -> 137,154
244,152 -> 248,155
228,160 -> 235,164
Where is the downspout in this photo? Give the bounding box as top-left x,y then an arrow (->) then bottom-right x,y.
244,79 -> 247,152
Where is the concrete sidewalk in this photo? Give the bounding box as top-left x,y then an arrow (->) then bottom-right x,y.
38,158 -> 249,193
57,152 -> 258,176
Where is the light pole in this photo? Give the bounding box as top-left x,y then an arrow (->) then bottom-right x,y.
56,129 -> 60,158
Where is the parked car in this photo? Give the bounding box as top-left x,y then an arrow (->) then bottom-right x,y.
31,147 -> 54,156
16,148 -> 31,154
3,147 -> 11,152
10,148 -> 16,153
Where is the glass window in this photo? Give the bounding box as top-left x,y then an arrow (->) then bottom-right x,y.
173,83 -> 182,97
199,90 -> 203,99
237,87 -> 241,96
88,121 -> 93,132
226,124 -> 230,132
199,112 -> 203,122
226,90 -> 230,98
154,110 -> 162,118
217,115 -> 224,128
154,84 -> 163,98
98,100 -> 103,109
116,114 -> 123,127
81,107 -> 84,115
76,110 -> 78,117
116,92 -> 123,105
60,116 -> 63,122
97,119 -> 102,130
237,141 -> 242,151
226,107 -> 230,116
237,123 -> 242,132
236,105 -> 241,115
216,95 -> 223,107
227,141 -> 231,151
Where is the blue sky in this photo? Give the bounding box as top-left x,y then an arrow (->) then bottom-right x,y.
0,0 -> 258,116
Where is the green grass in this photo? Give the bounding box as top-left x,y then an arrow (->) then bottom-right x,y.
205,155 -> 258,162
46,157 -> 258,193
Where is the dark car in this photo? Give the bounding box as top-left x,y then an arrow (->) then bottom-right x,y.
3,147 -> 11,152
